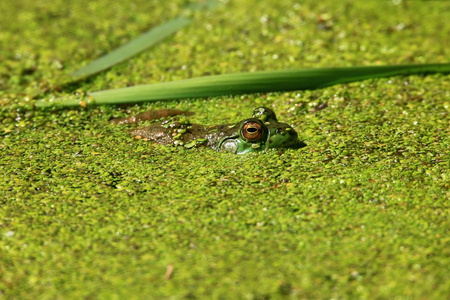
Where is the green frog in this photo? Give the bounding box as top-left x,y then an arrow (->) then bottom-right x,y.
111,107 -> 306,154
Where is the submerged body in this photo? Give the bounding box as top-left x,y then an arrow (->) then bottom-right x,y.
112,107 -> 305,154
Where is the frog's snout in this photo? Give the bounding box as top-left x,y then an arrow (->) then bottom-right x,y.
290,139 -> 307,149
268,125 -> 306,149
285,129 -> 306,149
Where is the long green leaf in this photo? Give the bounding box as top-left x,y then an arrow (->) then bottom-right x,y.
36,63 -> 450,108
71,16 -> 191,78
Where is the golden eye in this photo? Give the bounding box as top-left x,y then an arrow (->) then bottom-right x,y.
242,121 -> 263,141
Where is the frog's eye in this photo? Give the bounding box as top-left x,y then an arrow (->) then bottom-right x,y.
252,107 -> 278,123
242,121 -> 264,141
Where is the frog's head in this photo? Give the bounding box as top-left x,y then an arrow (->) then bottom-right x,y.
218,108 -> 306,154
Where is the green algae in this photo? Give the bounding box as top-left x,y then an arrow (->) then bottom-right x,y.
1,0 -> 449,298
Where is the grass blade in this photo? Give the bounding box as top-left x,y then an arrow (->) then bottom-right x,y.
36,63 -> 450,108
71,16 -> 191,79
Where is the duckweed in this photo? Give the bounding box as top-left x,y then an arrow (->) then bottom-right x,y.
1,0 -> 449,299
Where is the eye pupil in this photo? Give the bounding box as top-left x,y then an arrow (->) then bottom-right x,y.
247,128 -> 258,133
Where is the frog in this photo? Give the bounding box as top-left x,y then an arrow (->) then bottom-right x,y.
111,107 -> 306,154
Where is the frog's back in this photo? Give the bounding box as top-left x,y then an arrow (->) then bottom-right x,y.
130,123 -> 238,149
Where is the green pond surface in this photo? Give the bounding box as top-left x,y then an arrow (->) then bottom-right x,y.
1,0 -> 449,298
